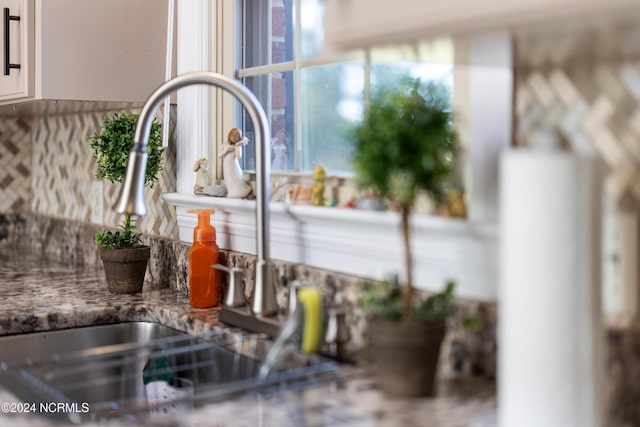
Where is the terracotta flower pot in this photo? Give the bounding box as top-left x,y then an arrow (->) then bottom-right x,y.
99,246 -> 150,294
367,319 -> 446,398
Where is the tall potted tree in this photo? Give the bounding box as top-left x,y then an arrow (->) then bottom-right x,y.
88,111 -> 164,293
352,77 -> 459,397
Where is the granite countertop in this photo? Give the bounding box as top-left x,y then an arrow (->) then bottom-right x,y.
0,246 -> 496,427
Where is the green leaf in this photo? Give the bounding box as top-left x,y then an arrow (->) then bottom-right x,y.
414,280 -> 456,322
94,215 -> 142,249
88,111 -> 164,186
350,78 -> 459,208
358,278 -> 456,323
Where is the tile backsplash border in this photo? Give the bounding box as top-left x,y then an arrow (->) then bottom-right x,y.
0,106 -> 179,240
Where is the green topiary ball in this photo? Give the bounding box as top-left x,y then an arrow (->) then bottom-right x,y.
88,111 -> 163,188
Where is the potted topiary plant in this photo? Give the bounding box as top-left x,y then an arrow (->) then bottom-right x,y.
359,277 -> 456,397
351,77 -> 459,397
88,111 -> 163,293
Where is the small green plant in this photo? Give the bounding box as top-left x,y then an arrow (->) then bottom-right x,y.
359,277 -> 456,323
351,77 -> 458,319
95,216 -> 142,249
88,111 -> 163,249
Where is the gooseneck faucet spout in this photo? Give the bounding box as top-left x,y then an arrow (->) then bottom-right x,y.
114,71 -> 277,317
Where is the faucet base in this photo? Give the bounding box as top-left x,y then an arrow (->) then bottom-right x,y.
219,306 -> 283,337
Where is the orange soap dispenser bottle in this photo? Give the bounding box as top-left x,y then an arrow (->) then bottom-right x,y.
187,209 -> 219,308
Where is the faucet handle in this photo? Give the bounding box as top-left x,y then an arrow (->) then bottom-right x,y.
288,280 -> 305,314
324,307 -> 350,358
211,264 -> 246,308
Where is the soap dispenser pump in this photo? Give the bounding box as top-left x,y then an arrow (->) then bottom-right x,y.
187,209 -> 219,308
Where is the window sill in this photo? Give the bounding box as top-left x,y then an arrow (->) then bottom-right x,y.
162,192 -> 498,301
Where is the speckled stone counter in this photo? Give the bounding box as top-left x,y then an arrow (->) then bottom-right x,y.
0,241 -> 497,426
0,245 -> 219,336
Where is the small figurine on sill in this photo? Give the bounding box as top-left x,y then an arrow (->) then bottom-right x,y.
193,157 -> 227,197
193,157 -> 211,191
219,128 -> 252,199
312,164 -> 326,206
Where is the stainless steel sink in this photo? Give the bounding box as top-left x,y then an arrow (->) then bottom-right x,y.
0,322 -> 193,366
0,322 -> 336,422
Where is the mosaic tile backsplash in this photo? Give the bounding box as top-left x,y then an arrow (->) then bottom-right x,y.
514,21 -> 640,206
0,106 -> 178,239
0,117 -> 31,212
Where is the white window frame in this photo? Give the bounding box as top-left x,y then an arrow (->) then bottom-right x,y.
162,0 -> 506,302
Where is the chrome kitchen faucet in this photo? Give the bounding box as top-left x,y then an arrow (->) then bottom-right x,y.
114,72 -> 281,333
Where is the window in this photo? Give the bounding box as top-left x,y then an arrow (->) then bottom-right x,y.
237,0 -> 454,176
166,2 -> 504,301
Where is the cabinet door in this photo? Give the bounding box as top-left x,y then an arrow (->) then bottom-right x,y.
38,0 -> 168,103
0,0 -> 29,101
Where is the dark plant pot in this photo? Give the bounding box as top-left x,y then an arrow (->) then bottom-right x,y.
367,319 -> 446,398
99,246 -> 150,294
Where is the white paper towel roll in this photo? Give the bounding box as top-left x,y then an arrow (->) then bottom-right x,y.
498,150 -> 604,427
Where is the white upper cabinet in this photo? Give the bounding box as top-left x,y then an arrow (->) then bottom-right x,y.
0,0 -> 168,105
0,0 -> 28,100
323,0 -> 640,51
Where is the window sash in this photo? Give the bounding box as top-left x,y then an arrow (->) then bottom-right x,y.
238,0 -> 366,174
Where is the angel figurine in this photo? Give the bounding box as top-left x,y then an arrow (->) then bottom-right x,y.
219,128 -> 252,198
